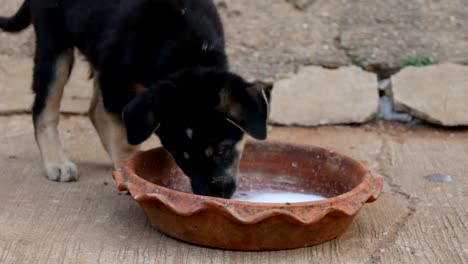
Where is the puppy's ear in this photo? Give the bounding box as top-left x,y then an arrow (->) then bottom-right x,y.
252,81 -> 273,103
122,86 -> 162,145
219,83 -> 270,140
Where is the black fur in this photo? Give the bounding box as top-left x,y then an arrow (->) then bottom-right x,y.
0,0 -> 31,32
0,0 -> 269,198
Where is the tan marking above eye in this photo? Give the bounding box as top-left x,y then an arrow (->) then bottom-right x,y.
183,152 -> 191,160
134,84 -> 148,94
218,87 -> 232,108
205,146 -> 214,157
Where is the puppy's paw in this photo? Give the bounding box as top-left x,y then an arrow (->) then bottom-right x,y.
45,161 -> 79,182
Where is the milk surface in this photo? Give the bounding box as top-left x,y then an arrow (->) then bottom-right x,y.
232,191 -> 326,203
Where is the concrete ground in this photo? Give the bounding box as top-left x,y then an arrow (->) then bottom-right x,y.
0,117 -> 467,264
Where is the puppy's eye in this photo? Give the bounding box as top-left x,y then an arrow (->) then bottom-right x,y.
216,146 -> 228,157
215,144 -> 234,159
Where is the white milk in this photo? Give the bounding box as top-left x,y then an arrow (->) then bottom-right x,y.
232,191 -> 326,203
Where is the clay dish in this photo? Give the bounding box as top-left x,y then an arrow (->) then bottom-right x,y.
113,140 -> 383,251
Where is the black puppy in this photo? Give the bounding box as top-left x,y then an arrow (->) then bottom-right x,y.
0,0 -> 269,198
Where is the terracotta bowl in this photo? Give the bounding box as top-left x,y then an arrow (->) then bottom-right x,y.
113,141 -> 383,251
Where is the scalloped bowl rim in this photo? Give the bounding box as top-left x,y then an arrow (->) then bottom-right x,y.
113,140 -> 384,226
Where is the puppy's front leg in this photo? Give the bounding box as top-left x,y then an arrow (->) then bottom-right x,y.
33,48 -> 78,182
89,76 -> 140,167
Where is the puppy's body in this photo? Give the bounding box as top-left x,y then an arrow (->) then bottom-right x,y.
1,0 -> 268,198
32,0 -> 227,112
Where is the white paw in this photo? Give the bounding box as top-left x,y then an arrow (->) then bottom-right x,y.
45,161 -> 79,182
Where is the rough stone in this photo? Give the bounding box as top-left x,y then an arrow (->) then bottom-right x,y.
270,66 -> 379,126
215,0 -> 348,81
4,0 -> 468,81
339,0 -> 468,69
378,96 -> 414,123
392,64 -> 468,126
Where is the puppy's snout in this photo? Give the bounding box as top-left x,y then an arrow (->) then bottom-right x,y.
209,177 -> 237,199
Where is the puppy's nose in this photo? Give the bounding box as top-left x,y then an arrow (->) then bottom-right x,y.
209,178 -> 237,199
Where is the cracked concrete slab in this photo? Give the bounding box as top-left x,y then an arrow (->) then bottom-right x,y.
2,118 -> 466,263
376,134 -> 468,263
1,120 -> 465,261
0,117 -> 405,263
272,123 -> 468,263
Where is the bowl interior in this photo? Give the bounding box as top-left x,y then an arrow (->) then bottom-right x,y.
132,141 -> 367,200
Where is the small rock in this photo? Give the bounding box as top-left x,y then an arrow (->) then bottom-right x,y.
378,95 -> 413,123
269,66 -> 379,126
424,174 -> 453,183
378,78 -> 392,92
393,64 -> 468,126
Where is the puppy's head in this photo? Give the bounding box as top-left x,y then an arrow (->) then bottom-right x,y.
122,69 -> 269,198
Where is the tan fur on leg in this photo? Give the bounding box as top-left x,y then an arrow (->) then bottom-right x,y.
89,75 -> 140,167
35,50 -> 78,182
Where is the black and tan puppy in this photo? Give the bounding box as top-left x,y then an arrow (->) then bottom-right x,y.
0,0 -> 269,198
